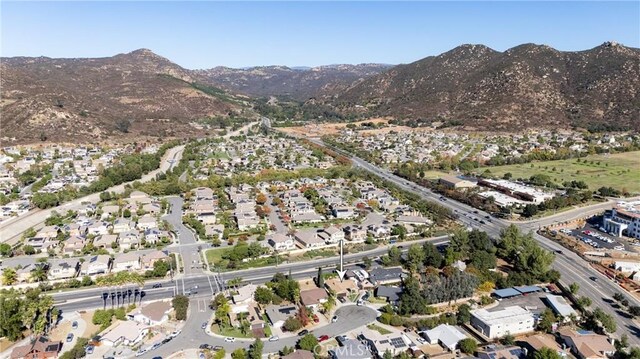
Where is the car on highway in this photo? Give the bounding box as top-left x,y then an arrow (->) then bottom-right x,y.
318,335 -> 330,342
298,329 -> 309,336
555,250 -> 563,254
72,321 -> 78,329
590,276 -> 598,282
199,344 -> 213,350
135,349 -> 147,357
152,283 -> 163,288
331,315 -> 338,323
269,336 -> 279,342
66,333 -> 74,342
224,337 -> 236,343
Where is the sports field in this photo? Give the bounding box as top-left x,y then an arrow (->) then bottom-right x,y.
486,151 -> 640,194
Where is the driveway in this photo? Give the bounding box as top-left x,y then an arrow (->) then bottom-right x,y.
266,194 -> 288,234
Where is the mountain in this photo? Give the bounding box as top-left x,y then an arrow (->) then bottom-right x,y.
194,63 -> 393,100
329,42 -> 640,131
1,49 -> 249,144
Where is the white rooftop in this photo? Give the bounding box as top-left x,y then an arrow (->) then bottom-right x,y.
472,306 -> 533,326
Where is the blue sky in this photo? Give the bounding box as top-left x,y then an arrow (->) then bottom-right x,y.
2,1 -> 639,69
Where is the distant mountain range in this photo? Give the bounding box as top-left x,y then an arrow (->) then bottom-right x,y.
329,42 -> 640,131
2,42 -> 638,143
194,63 -> 393,100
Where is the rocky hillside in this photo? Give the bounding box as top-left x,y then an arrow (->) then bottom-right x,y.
1,49 -> 250,144
330,42 -> 640,131
194,64 -> 392,100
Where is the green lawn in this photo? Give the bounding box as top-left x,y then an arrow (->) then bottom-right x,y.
367,324 -> 392,335
211,323 -> 254,338
485,151 -> 640,194
204,247 -> 280,272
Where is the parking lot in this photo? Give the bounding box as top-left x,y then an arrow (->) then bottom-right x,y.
563,218 -> 628,251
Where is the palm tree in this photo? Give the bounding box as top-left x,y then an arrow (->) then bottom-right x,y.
240,319 -> 250,335
2,268 -> 17,285
31,265 -> 48,283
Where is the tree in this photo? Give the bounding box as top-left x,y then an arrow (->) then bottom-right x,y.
254,286 -> 274,305
2,268 -> 17,285
383,350 -> 393,359
0,243 -> 12,257
256,193 -> 267,205
459,338 -> 477,354
523,204 -> 539,217
628,306 -> 640,317
23,245 -> 36,255
115,119 -> 131,133
456,304 -> 471,325
283,316 -> 302,331
280,346 -> 294,356
248,338 -> 263,359
423,242 -> 443,268
92,309 -> 114,329
533,347 -> 563,359
470,251 -> 496,271
215,298 -> 231,327
231,348 -> 247,359
569,283 -> 580,295
537,308 -> 557,332
500,333 -> 515,346
363,256 -> 372,270
30,265 -> 48,282
298,333 -> 319,351
317,267 -> 324,287
405,244 -> 425,272
172,295 -> 189,321
576,296 -> 592,310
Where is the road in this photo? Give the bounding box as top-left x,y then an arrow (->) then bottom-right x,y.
321,143 -> 640,345
0,145 -> 185,244
142,303 -> 377,359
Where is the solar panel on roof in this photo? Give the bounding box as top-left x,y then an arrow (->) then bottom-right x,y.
509,349 -> 523,356
390,338 -> 406,348
514,285 -> 541,294
493,288 -> 520,298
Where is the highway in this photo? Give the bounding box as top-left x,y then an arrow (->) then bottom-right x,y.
332,147 -> 640,345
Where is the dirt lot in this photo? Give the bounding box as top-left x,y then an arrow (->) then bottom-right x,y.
279,118 -> 413,138
80,311 -> 101,337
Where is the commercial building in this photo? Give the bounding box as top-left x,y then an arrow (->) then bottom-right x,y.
470,306 -> 535,339
604,201 -> 640,239
439,175 -> 477,190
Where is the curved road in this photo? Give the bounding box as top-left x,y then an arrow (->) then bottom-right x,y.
142,304 -> 378,358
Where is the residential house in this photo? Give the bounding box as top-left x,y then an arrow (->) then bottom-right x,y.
144,229 -> 168,244
559,329 -> 615,359
118,231 -> 140,250
318,226 -> 344,244
48,259 -> 79,280
137,215 -> 158,230
101,205 -> 120,219
324,277 -> 358,298
112,252 -> 141,273
281,350 -> 315,359
344,225 -> 367,242
420,324 -> 468,351
358,327 -> 410,357
396,215 -> 433,226
35,226 -> 59,240
478,346 -> 526,359
140,250 -> 170,270
367,224 -> 391,239
232,284 -> 258,305
87,221 -> 110,236
100,320 -> 150,347
10,335 -> 61,359
63,236 -> 86,254
375,286 -> 403,305
331,205 -> 356,219
369,267 -> 405,285
80,255 -> 111,276
265,304 -> 298,328
522,334 -> 567,358
267,233 -> 296,251
130,300 -> 172,325
113,218 -> 134,234
294,229 -> 326,249
300,287 -> 328,309
94,234 -> 118,250
143,203 -> 161,215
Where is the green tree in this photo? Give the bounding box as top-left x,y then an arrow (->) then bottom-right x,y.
422,242 -> 443,268
283,316 -> 303,332
456,304 -> 471,325
298,333 -> 319,351
248,338 -> 264,359
363,256 -> 372,270
500,333 -> 515,345
537,308 -> 557,332
405,244 -> 425,272
172,295 -> 189,321
23,245 -> 36,255
569,283 -> 580,295
459,338 -> 477,354
317,267 -> 324,287
254,286 -> 274,305
2,268 -> 17,285
0,243 -> 12,257
231,348 -> 247,359
533,347 -> 562,359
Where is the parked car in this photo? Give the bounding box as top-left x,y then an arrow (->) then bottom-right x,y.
66,334 -> 74,342
152,283 -> 162,288
72,321 -> 78,329
135,350 -> 147,357
224,337 -> 236,343
85,346 -> 94,355
298,330 -> 309,336
199,344 -> 213,350
169,330 -> 181,338
318,335 -> 330,342
269,336 -> 279,342
212,346 -> 223,351
331,315 -> 338,323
